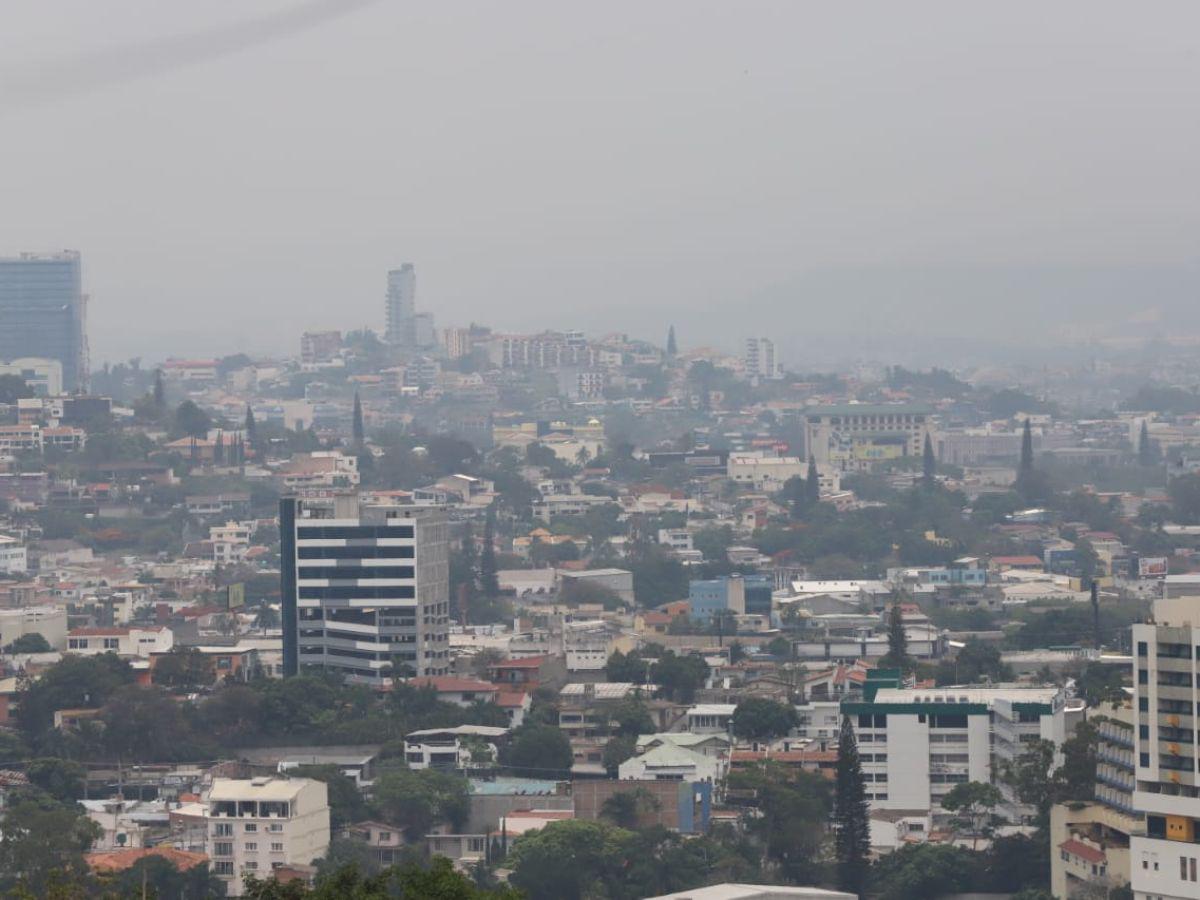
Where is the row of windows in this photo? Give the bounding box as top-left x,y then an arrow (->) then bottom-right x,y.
297,525 -> 413,539
298,586 -> 415,600
298,545 -> 414,560
297,566 -> 414,581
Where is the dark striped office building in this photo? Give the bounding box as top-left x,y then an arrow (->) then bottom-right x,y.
280,495 -> 450,685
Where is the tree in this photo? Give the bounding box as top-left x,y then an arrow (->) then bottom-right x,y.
5,632 -> 51,654
1000,737 -> 1057,830
244,857 -> 519,899
833,716 -> 870,895
152,647 -> 214,693
0,792 -> 101,896
879,602 -> 910,671
102,855 -> 227,900
26,758 -> 86,803
666,324 -> 677,357
649,651 -> 707,703
292,765 -> 368,830
605,649 -> 646,684
941,781 -> 1003,849
0,373 -> 34,404
352,392 -> 365,447
869,842 -> 981,900
499,724 -> 573,777
173,400 -> 212,440
479,505 -> 499,596
599,787 -> 660,829
602,734 -> 637,776
922,433 -> 936,486
17,654 -> 136,738
728,763 -> 829,884
805,455 -> 821,505
101,684 -> 206,762
731,698 -> 799,742
507,819 -> 633,900
371,767 -> 469,840
244,405 -> 258,454
153,368 -> 166,409
1138,420 -> 1157,466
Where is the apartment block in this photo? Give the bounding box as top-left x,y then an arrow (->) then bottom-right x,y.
205,777 -> 329,896
280,495 -> 450,686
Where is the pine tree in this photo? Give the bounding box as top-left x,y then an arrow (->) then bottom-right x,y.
1138,420 -> 1155,466
805,455 -> 821,505
1019,418 -> 1034,477
666,325 -> 678,357
244,405 -> 258,456
882,602 -> 908,671
213,430 -> 225,465
834,715 -> 871,894
352,392 -> 365,447
480,505 -> 500,596
922,432 -> 936,486
152,369 -> 165,409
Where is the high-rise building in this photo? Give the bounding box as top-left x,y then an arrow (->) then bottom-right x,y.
0,251 -> 88,393
280,494 -> 450,686
805,404 -> 934,473
744,337 -> 778,381
385,264 -> 416,347
1130,592 -> 1200,899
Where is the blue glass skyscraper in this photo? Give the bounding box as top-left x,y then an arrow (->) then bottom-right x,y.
0,251 -> 88,393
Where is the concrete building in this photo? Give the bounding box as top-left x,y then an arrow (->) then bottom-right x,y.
804,404 -> 933,473
689,576 -> 746,624
384,264 -> 416,347
0,605 -> 67,650
844,675 -> 1082,823
280,495 -> 450,685
0,251 -> 88,392
299,331 -> 341,366
743,337 -> 778,381
0,357 -> 63,396
1130,592 -> 1200,899
67,625 -> 173,658
0,536 -> 26,575
205,776 -> 329,896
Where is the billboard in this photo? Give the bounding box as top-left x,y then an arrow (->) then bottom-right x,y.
1139,557 -> 1169,578
226,583 -> 245,609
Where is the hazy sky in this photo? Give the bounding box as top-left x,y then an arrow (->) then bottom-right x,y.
2,1 -> 1198,366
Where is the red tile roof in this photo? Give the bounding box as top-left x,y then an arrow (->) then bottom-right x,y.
491,656 -> 547,670
86,847 -> 209,873
412,676 -> 499,694
1059,839 -> 1106,865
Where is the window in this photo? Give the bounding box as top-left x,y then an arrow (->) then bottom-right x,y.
214,842 -> 233,857
245,823 -> 257,833
379,831 -> 391,841
244,862 -> 258,871
214,823 -> 233,837
268,823 -> 284,833
245,843 -> 257,852
103,638 -> 120,650
1140,697 -> 1149,712
1138,641 -> 1148,656
215,862 -> 234,876
271,843 -> 284,853
1139,669 -> 1149,684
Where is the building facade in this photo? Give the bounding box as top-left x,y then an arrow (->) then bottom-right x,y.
743,337 -> 778,380
384,264 -> 416,347
804,404 -> 933,472
280,495 -> 450,686
844,676 -> 1081,823
205,777 -> 329,895
1130,593 -> 1200,900
0,251 -> 88,393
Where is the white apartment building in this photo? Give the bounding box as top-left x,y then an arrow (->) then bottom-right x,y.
743,337 -> 779,381
0,357 -> 63,396
846,680 -> 1081,823
210,521 -> 253,565
281,496 -> 450,685
1130,593 -> 1200,900
67,625 -> 173,658
657,529 -> 694,554
205,777 -> 330,896
0,535 -> 26,574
